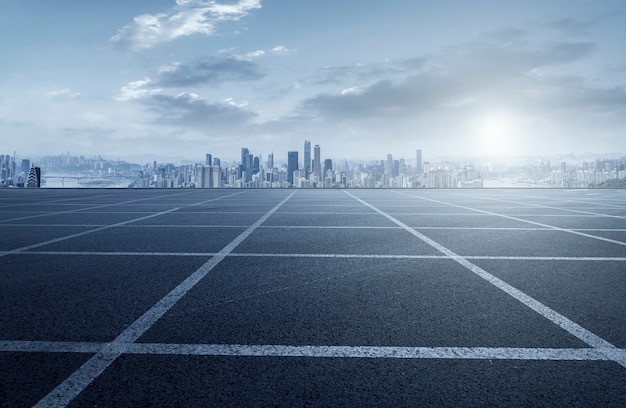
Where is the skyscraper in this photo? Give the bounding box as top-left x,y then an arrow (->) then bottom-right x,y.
287,151 -> 299,186
197,166 -> 212,188
314,144 -> 321,181
205,154 -> 212,166
416,149 -> 423,174
27,166 -> 41,188
324,158 -> 333,175
385,154 -> 393,175
241,148 -> 249,180
304,140 -> 311,174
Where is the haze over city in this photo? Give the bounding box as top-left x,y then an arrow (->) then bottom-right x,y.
1,0 -> 626,163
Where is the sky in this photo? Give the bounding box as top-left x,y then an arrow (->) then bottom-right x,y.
1,0 -> 626,164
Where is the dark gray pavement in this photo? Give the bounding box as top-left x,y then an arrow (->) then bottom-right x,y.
1,188 -> 625,407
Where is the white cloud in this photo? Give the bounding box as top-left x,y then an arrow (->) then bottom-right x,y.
46,88 -> 80,99
111,0 -> 262,50
225,97 -> 248,108
243,50 -> 265,59
270,45 -> 292,54
116,78 -> 162,101
341,87 -> 361,95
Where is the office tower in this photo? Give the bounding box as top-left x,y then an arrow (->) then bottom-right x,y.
287,151 -> 299,186
416,149 -> 423,174
253,156 -> 260,174
21,159 -> 30,176
213,158 -> 221,168
241,148 -> 249,166
205,154 -> 212,166
241,148 -> 249,180
314,144 -> 321,181
385,154 -> 393,175
212,166 -> 221,188
324,159 -> 333,175
197,166 -> 212,188
304,140 -> 311,173
267,152 -> 274,169
245,153 -> 253,182
27,166 -> 41,188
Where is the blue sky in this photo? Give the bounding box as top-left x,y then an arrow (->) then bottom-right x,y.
1,0 -> 625,163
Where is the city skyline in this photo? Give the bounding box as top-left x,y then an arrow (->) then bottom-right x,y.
1,1 -> 626,163
3,144 -> 625,190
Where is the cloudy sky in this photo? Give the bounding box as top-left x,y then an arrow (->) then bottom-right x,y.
1,0 -> 625,163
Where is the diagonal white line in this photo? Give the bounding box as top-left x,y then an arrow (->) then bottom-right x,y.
33,190 -> 297,408
0,193 -> 117,210
0,191 -> 196,223
453,192 -> 626,220
344,190 -> 625,369
393,191 -> 626,246
0,192 -> 246,258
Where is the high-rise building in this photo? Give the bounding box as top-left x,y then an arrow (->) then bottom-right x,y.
21,159 -> 30,177
314,144 -> 321,181
205,154 -> 212,166
197,166 -> 212,188
324,159 -> 333,175
304,140 -> 311,174
211,166 -> 221,188
241,148 -> 249,180
416,149 -> 423,174
287,151 -> 299,186
385,154 -> 393,175
267,152 -> 274,169
27,166 -> 41,188
245,153 -> 253,182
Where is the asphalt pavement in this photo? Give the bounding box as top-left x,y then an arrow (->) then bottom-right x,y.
1,187 -> 625,407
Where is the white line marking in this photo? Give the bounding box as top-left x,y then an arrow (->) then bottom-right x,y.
6,224 -> 626,232
344,191 -> 625,369
18,250 -> 626,262
0,191 -> 197,223
0,193 -> 118,210
453,192 -> 626,220
393,192 -> 626,246
34,191 -> 297,408
1,340 -> 622,362
0,192 -> 246,258
128,343 -> 624,362
524,194 -> 626,210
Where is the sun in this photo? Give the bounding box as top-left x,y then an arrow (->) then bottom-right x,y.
474,112 -> 519,157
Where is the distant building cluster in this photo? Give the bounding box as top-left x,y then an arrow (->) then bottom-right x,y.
506,159 -> 626,188
0,154 -> 40,188
130,144 -> 485,189
2,149 -> 626,189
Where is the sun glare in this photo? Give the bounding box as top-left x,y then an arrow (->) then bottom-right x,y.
474,112 -> 519,157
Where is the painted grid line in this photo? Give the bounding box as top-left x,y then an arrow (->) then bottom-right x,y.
0,192 -> 246,258
4,223 -> 626,233
453,192 -> 626,220
1,340 -> 623,363
344,190 -> 626,369
0,190 -> 197,223
33,190 -> 297,408
19,250 -> 626,262
392,191 -> 626,246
